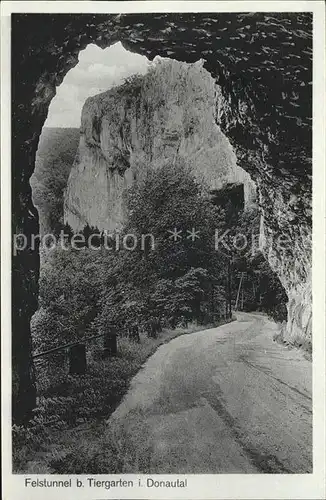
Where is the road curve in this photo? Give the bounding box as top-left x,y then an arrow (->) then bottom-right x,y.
108,312 -> 312,473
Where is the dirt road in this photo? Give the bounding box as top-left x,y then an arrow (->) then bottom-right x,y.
108,313 -> 312,473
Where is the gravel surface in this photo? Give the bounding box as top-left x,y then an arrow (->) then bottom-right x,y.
108,312 -> 312,473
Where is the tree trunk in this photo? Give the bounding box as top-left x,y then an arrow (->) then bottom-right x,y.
104,328 -> 117,356
69,344 -> 87,375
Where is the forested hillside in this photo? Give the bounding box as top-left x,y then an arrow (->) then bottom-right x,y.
31,127 -> 80,234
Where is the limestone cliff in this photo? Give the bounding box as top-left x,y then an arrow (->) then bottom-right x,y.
64,58 -> 256,231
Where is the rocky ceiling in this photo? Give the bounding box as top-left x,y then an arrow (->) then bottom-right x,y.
11,13 -> 312,422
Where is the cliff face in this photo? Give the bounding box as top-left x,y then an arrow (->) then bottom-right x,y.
64,58 -> 256,231
259,198 -> 311,344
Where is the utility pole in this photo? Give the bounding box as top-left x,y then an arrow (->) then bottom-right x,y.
218,248 -> 233,319
235,272 -> 244,311
227,257 -> 232,318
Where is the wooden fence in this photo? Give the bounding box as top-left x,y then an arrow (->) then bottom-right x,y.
32,326 -> 117,375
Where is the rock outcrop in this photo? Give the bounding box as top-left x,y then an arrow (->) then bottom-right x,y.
64,58 -> 255,231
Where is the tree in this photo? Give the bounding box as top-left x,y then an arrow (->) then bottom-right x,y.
34,247 -> 114,350
114,162 -> 228,323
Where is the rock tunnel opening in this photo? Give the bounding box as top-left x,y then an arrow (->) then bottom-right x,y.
211,183 -> 245,213
12,14 -> 312,423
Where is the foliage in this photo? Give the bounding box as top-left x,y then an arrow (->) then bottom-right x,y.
222,205 -> 288,321
33,159 -> 287,366
23,160 -> 235,474
92,162 -> 228,333
31,128 -> 79,233
33,248 -> 112,349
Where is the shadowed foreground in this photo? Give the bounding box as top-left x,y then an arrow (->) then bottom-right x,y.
108,312 -> 312,473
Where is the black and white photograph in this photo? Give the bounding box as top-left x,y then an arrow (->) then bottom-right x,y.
1,1 -> 325,499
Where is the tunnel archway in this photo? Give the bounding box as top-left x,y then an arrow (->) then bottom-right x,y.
11,13 -> 312,422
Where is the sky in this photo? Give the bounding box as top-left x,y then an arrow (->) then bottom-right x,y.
44,42 -> 150,128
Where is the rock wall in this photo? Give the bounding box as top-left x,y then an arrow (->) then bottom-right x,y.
259,201 -> 311,344
12,13 -> 312,421
215,70 -> 312,344
64,58 -> 255,231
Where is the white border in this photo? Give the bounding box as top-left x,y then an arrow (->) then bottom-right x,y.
0,1 -> 319,15
1,2 -> 325,499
